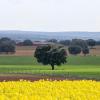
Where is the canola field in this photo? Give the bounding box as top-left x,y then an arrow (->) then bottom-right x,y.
0,80 -> 100,100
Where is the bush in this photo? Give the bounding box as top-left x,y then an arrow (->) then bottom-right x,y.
68,45 -> 81,55
0,37 -> 15,54
23,40 -> 33,46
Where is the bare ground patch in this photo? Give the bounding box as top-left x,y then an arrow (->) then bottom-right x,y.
0,74 -> 99,82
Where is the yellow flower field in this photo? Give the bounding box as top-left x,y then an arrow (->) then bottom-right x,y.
0,80 -> 100,100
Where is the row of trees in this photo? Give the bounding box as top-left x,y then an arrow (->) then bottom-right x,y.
16,38 -> 98,47
68,45 -> 89,56
0,38 -> 34,53
68,39 -> 89,55
0,37 -> 99,56
17,40 -> 33,46
48,39 -> 98,56
48,39 -> 97,48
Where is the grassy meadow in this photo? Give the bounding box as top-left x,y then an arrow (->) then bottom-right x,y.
0,55 -> 99,80
0,55 -> 99,65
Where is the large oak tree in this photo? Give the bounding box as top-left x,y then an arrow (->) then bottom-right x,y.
34,45 -> 67,70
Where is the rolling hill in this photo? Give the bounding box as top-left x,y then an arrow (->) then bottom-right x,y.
0,30 -> 99,41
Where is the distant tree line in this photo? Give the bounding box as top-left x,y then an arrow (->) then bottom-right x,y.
68,39 -> 89,56
16,38 -> 100,48
47,38 -> 99,56
17,40 -> 33,46
0,36 -> 99,56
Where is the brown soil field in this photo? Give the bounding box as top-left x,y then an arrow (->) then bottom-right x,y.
15,46 -> 100,56
0,46 -> 100,56
90,46 -> 100,55
14,50 -> 35,56
0,75 -> 66,82
0,74 -> 98,82
14,46 -> 35,56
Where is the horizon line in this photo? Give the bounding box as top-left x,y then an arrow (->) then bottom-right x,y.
0,30 -> 100,33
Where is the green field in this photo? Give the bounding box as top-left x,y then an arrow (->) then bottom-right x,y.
0,56 -> 99,80
0,65 -> 100,79
0,55 -> 100,65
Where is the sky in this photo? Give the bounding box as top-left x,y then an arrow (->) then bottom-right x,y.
0,0 -> 100,32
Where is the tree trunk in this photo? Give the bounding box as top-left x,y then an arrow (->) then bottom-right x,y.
51,64 -> 54,70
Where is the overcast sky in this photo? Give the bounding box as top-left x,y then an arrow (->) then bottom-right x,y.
0,0 -> 100,32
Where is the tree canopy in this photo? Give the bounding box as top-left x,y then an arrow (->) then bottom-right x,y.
86,39 -> 96,48
34,45 -> 67,70
82,47 -> 89,56
68,45 -> 81,55
23,40 -> 33,46
71,39 -> 88,49
0,37 -> 15,54
59,40 -> 71,46
47,39 -> 58,43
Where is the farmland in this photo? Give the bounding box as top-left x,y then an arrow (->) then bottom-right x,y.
0,80 -> 100,100
0,45 -> 99,100
0,40 -> 99,99
0,44 -> 99,81
0,55 -> 99,80
0,55 -> 99,65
